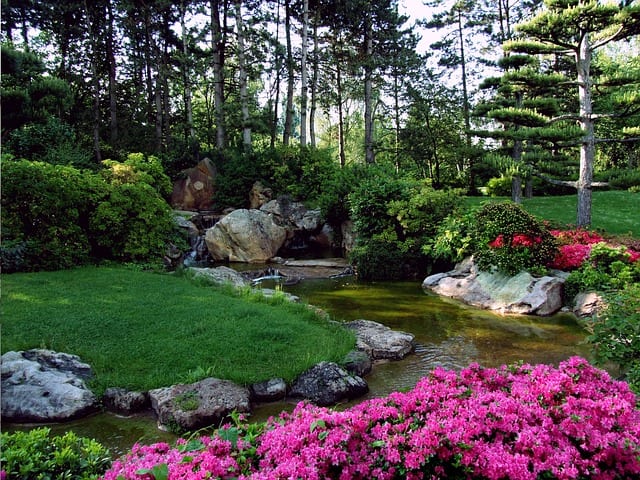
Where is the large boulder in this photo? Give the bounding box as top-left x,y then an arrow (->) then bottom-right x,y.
249,181 -> 273,209
260,198 -> 323,232
1,350 -> 98,422
422,257 -> 565,316
205,209 -> 287,262
103,388 -> 149,416
345,319 -> 416,360
289,362 -> 368,407
149,378 -> 250,432
170,158 -> 217,211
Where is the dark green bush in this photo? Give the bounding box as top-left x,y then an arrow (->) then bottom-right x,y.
1,157 -> 106,271
472,202 -> 557,275
1,155 -> 177,271
101,153 -> 173,197
348,169 -> 461,280
0,427 -> 111,479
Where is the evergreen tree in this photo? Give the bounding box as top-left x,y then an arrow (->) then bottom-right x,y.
502,0 -> 640,226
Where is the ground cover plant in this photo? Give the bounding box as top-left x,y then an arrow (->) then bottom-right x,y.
100,357 -> 640,480
0,427 -> 112,479
1,266 -> 354,394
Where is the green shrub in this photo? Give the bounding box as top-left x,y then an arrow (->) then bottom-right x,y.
349,238 -> 418,280
424,208 -> 476,264
472,202 -> 557,275
485,175 -> 514,196
564,243 -> 640,300
89,182 -> 175,261
0,157 -> 107,271
588,283 -> 640,394
102,152 -> 172,197
0,427 -> 111,479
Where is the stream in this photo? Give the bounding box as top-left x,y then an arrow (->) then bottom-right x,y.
7,276 -> 591,457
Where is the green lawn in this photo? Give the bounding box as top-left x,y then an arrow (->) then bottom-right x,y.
1,267 -> 355,394
466,191 -> 640,238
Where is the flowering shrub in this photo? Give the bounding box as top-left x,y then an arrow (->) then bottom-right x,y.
101,358 -> 640,480
473,203 -> 557,275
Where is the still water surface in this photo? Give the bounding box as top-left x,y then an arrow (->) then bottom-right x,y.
10,277 -> 590,457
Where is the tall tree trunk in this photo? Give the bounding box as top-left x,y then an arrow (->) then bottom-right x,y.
336,48 -> 346,167
576,32 -> 594,227
283,0 -> 294,146
363,13 -> 375,164
144,9 -> 155,126
107,0 -> 118,144
211,0 -> 226,150
180,0 -> 195,140
299,0 -> 309,146
309,15 -> 319,147
84,0 -> 102,162
457,9 -> 473,189
235,0 -> 251,150
270,0 -> 282,148
511,91 -> 523,203
155,72 -> 164,153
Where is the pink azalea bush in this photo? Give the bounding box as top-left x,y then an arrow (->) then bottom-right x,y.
548,229 -> 639,271
102,357 -> 640,480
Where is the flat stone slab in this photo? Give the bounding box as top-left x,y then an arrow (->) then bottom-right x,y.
282,258 -> 349,268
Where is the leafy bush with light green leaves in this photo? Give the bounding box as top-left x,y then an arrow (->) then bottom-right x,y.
0,427 -> 111,479
588,283 -> 640,394
471,202 -> 557,275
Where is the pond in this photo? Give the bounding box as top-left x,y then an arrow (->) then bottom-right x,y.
6,277 -> 590,457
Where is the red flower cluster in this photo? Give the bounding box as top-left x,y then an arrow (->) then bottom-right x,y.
488,234 -> 542,249
550,229 -> 604,246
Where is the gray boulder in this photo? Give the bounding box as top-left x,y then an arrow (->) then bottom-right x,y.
103,388 -> 149,416
573,291 -> 606,318
205,209 -> 287,263
1,350 -> 98,422
260,199 -> 323,232
149,378 -> 250,432
422,257 -> 565,316
342,350 -> 372,377
189,266 -> 250,288
289,362 -> 368,406
345,319 -> 415,360
250,378 -> 287,402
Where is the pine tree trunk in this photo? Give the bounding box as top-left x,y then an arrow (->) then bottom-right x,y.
299,0 -> 309,146
283,0 -> 294,146
107,0 -> 118,144
364,13 -> 375,164
211,0 -> 226,150
181,0 -> 195,141
309,17 -> 319,147
576,32 -> 594,227
235,0 -> 251,150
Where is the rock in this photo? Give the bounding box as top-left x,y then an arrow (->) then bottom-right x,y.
260,198 -> 322,232
170,158 -> 217,211
289,362 -> 368,407
189,266 -> 250,288
341,220 -> 355,254
256,288 -> 300,302
149,378 -> 250,432
249,181 -> 273,209
573,291 -> 606,318
422,257 -> 565,316
103,388 -> 149,416
250,378 -> 287,402
205,209 -> 287,262
345,319 -> 416,360
1,350 -> 98,423
342,350 -> 372,377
